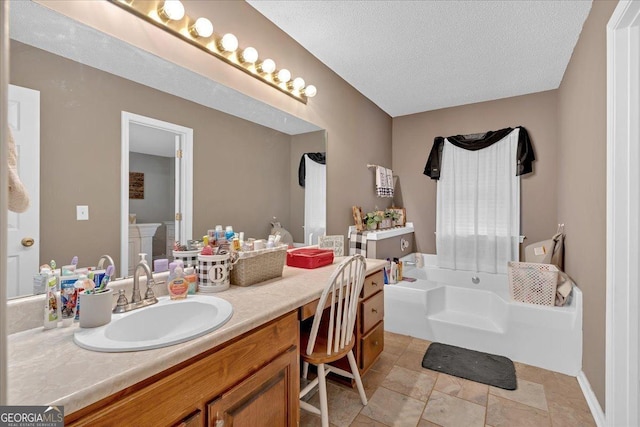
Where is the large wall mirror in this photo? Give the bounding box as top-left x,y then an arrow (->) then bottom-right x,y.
7,1 -> 326,299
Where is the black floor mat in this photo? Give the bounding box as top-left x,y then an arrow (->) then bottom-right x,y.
422,342 -> 517,390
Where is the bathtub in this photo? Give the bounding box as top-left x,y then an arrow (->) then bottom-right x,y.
384,254 -> 582,376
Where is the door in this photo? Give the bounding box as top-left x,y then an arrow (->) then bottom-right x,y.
207,348 -> 298,427
121,112 -> 193,276
7,84 -> 40,298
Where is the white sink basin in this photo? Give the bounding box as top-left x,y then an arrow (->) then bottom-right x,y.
73,295 -> 233,352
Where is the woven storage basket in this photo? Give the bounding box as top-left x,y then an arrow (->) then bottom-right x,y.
230,244 -> 287,286
508,261 -> 559,306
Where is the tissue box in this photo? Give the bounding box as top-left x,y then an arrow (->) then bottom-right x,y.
286,248 -> 334,269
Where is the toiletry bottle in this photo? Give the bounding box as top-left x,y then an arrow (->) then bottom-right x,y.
167,266 -> 188,300
60,275 -> 79,327
43,268 -> 60,329
225,226 -> 234,241
184,266 -> 197,295
167,262 -> 178,284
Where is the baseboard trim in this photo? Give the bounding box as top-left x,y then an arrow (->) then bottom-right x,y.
577,371 -> 606,427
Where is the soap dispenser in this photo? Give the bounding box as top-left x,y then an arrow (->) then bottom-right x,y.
167,265 -> 188,300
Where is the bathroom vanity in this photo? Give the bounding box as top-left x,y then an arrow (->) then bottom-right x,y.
6,258 -> 386,426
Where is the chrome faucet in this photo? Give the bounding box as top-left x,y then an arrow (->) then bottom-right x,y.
97,254 -> 116,276
112,261 -> 161,313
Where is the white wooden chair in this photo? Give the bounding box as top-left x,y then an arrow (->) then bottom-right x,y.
299,254 -> 368,427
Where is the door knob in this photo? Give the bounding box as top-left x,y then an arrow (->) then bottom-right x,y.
21,237 -> 35,247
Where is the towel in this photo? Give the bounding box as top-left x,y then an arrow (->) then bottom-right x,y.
375,166 -> 394,198
386,167 -> 395,197
349,230 -> 369,256
7,127 -> 30,213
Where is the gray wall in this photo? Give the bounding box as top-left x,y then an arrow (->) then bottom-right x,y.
557,0 -> 618,409
392,90 -> 559,256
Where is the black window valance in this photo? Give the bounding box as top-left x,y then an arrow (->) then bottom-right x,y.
423,126 -> 535,180
298,152 -> 326,187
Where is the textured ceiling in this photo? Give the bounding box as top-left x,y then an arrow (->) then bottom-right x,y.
248,0 -> 593,117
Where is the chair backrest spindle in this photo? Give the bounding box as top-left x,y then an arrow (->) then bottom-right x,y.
306,255 -> 367,357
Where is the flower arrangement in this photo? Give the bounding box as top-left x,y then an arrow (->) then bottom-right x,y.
363,211 -> 383,230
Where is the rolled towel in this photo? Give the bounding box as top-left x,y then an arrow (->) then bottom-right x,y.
7,127 -> 30,213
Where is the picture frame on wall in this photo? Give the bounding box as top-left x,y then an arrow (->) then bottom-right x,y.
129,172 -> 144,199
389,207 -> 406,227
352,206 -> 364,231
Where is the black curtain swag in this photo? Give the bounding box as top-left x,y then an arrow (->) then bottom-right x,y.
423,126 -> 535,180
298,152 -> 326,187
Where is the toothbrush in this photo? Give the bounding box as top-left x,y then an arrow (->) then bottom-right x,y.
97,265 -> 114,292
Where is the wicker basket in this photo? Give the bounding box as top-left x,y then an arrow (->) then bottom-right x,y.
230,244 -> 288,286
508,261 -> 559,306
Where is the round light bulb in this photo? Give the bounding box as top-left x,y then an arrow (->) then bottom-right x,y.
191,17 -> 213,38
241,47 -> 259,64
219,33 -> 239,52
258,58 -> 276,74
276,69 -> 291,83
291,77 -> 305,91
159,0 -> 185,21
304,85 -> 317,98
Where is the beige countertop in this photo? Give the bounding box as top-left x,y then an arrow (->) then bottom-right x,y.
7,258 -> 386,415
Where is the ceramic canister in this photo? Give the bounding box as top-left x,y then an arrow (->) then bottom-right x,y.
197,253 -> 231,292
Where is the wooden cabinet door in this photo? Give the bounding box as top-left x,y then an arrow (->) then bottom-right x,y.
174,410 -> 202,427
208,346 -> 299,427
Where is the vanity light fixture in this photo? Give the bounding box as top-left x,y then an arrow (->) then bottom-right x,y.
158,0 -> 185,22
303,85 -> 317,98
257,58 -> 276,74
111,0 -> 316,102
189,17 -> 213,38
275,69 -> 292,84
240,47 -> 259,64
289,77 -> 305,91
218,33 -> 239,53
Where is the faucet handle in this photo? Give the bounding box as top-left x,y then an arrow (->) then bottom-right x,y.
144,281 -> 164,300
113,289 -> 129,313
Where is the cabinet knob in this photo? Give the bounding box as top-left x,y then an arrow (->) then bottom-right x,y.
374,340 -> 379,346
371,308 -> 378,314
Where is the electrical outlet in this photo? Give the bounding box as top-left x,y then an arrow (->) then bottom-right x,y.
76,205 -> 89,221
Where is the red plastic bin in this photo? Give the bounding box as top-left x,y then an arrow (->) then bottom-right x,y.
286,248 -> 334,269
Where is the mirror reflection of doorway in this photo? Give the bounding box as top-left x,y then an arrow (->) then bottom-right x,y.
121,112 -> 193,277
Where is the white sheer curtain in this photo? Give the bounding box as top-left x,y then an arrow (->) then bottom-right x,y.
304,155 -> 326,245
436,129 -> 520,274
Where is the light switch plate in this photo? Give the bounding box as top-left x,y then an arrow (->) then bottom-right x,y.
76,205 -> 89,221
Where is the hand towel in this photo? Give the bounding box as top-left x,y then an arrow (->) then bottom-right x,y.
7,127 -> 30,213
386,167 -> 395,198
375,166 -> 386,197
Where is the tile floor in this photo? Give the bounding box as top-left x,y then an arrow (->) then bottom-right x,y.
300,331 -> 596,427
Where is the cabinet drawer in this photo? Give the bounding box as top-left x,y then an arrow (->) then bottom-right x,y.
361,290 -> 384,334
360,321 -> 384,370
362,270 -> 384,300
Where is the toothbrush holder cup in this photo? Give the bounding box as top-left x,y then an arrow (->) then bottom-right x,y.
79,288 -> 113,328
